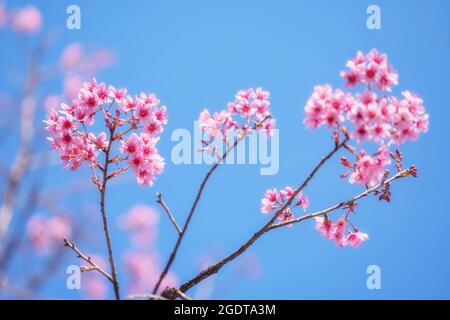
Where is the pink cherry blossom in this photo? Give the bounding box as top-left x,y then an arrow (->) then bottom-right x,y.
260,186 -> 309,223
341,146 -> 391,186
12,5 -> 42,34
198,88 -> 276,154
45,79 -> 168,186
304,50 -> 429,187
82,255 -> 108,299
345,229 -> 369,248
315,216 -> 333,239
84,276 -> 108,300
314,215 -> 369,248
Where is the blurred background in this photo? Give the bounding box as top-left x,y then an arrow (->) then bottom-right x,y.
0,0 -> 449,299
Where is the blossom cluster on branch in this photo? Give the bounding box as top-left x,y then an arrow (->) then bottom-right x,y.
198,87 -> 276,156
260,49 -> 429,249
44,79 -> 168,186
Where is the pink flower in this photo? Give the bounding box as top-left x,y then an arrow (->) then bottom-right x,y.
109,86 -> 127,102
45,79 -> 168,187
81,255 -> 108,299
64,75 -> 84,99
304,49 -> 429,187
27,215 -> 47,252
333,231 -> 347,247
120,133 -> 142,154
12,5 -> 42,34
84,277 -> 108,300
27,214 -> 72,253
314,215 -> 368,248
260,186 -> 309,222
60,43 -> 84,69
315,216 -> 333,239
345,229 -> 369,248
0,3 -> 7,27
343,146 -> 391,186
123,251 -> 178,294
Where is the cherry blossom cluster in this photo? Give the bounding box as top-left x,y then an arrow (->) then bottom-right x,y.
315,215 -> 368,248
44,79 -> 168,186
198,88 -> 276,155
304,49 -> 429,186
260,187 -> 309,224
340,49 -> 398,91
340,146 -> 391,186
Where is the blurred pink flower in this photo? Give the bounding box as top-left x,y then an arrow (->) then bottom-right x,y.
0,2 -> 7,27
118,205 -> 159,247
12,5 -> 42,34
83,276 -> 107,300
123,251 -> 177,294
60,43 -> 84,69
63,74 -> 83,99
43,95 -> 62,112
26,215 -> 47,252
47,215 -> 72,243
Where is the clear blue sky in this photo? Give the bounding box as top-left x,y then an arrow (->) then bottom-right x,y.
2,0 -> 449,299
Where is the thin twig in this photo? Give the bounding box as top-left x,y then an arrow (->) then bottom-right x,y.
126,293 -> 168,300
99,126 -> 121,299
156,192 -> 181,235
63,238 -> 113,282
152,115 -> 271,294
269,168 -> 410,230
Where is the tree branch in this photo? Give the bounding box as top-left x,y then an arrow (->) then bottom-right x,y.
156,192 -> 181,235
99,126 -> 121,299
63,238 -> 113,282
152,115 -> 272,294
269,168 -> 411,230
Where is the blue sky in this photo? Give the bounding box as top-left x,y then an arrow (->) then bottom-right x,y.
2,0 -> 449,299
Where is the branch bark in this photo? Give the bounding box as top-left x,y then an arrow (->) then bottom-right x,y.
63,238 -> 113,282
156,192 -> 181,235
0,38 -> 49,244
152,115 -> 271,294
98,126 -> 121,299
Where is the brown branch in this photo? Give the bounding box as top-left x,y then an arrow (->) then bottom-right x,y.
99,126 -> 121,299
175,136 -> 350,296
269,168 -> 411,230
152,115 -> 271,294
63,238 -> 113,282
178,166 -> 412,296
157,192 -> 181,235
0,37 -> 50,244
